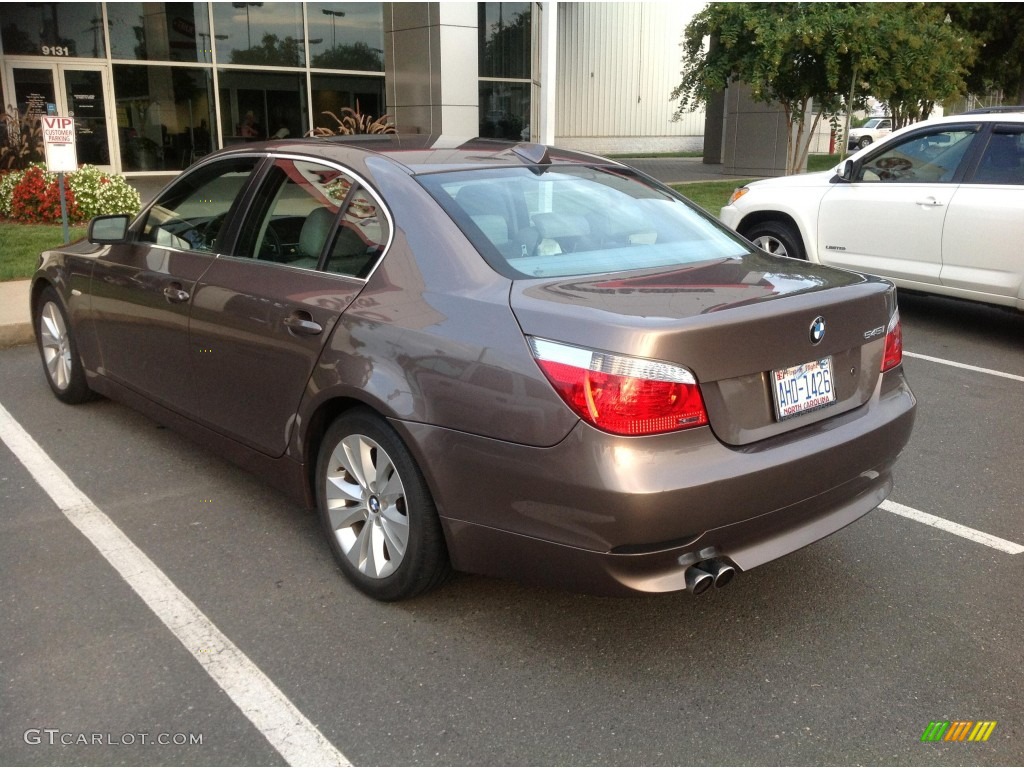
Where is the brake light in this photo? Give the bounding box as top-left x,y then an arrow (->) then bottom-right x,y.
881,309 -> 903,372
528,338 -> 709,436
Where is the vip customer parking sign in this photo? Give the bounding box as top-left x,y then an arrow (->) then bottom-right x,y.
42,116 -> 77,173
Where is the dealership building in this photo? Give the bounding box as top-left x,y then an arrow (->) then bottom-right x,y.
0,2 -> 705,178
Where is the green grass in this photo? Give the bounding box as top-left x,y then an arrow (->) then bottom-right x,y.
807,153 -> 842,172
0,222 -> 87,281
672,154 -> 842,214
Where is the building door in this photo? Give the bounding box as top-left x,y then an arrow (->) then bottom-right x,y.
7,63 -> 116,172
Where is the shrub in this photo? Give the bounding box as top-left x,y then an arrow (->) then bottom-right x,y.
1,164 -> 141,223
9,165 -> 80,224
0,168 -> 25,218
310,102 -> 396,136
0,107 -> 45,171
66,165 -> 141,220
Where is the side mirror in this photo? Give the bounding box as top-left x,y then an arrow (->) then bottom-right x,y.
88,214 -> 130,244
836,159 -> 855,182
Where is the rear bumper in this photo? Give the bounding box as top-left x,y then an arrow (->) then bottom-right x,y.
397,369 -> 916,595
442,469 -> 890,596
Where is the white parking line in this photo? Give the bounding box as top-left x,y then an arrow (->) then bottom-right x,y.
0,403 -> 350,767
881,500 -> 1024,555
904,351 -> 1024,383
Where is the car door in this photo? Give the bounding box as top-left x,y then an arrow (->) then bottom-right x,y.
940,125 -> 1024,303
188,157 -> 391,457
816,125 -> 981,288
89,156 -> 261,413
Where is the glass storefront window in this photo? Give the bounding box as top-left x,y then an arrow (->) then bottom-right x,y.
113,65 -> 215,171
310,73 -> 386,131
212,2 -> 306,67
107,3 -> 211,63
218,69 -> 308,144
479,81 -> 529,141
478,3 -> 531,79
1,2 -> 107,58
306,3 -> 384,72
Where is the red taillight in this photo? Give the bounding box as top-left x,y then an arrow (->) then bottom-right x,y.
528,338 -> 709,436
881,309 -> 903,372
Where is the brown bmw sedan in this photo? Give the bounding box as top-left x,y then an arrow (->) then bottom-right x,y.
31,136 -> 916,600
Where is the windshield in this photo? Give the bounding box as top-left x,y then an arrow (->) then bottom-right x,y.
417,166 -> 751,279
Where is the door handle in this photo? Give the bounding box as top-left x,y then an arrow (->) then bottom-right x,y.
284,311 -> 323,336
163,283 -> 190,303
915,197 -> 944,207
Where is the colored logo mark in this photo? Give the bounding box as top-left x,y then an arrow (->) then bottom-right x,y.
921,721 -> 997,742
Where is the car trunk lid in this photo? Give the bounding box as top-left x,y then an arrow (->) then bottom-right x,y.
510,255 -> 895,446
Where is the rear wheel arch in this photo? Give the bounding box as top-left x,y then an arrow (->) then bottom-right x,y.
302,396 -> 375,505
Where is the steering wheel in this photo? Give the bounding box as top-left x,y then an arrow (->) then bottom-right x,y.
258,223 -> 284,261
196,212 -> 229,251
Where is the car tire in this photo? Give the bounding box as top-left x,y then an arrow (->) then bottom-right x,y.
857,136 -> 872,149
316,409 -> 451,601
34,286 -> 93,404
744,221 -> 806,261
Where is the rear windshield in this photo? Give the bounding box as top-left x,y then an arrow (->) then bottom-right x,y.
417,166 -> 751,279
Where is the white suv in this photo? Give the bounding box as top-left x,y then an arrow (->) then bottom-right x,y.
720,112 -> 1024,311
847,116 -> 892,150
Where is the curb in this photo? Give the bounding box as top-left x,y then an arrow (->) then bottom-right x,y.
0,322 -> 33,349
0,280 -> 33,349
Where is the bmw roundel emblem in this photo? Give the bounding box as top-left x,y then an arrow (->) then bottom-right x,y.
809,316 -> 826,344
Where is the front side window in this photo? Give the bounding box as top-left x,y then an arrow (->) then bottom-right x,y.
140,157 -> 259,251
419,166 -> 750,279
858,128 -> 977,183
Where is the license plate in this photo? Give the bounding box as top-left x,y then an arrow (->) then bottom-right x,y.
771,357 -> 836,420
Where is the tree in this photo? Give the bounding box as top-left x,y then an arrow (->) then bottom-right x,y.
673,4 -> 974,174
858,5 -> 975,128
944,4 -> 1024,105
311,41 -> 383,72
230,33 -> 303,67
672,3 -> 860,174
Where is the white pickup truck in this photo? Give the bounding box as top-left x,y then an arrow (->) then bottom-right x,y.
846,117 -> 892,150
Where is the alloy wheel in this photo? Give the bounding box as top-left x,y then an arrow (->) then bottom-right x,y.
39,301 -> 72,391
323,433 -> 410,579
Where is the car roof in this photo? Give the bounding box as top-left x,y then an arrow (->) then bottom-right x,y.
205,135 -> 620,176
961,105 -> 1024,114
920,111 -> 1024,125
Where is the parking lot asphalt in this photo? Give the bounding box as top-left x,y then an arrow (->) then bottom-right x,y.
1,292 -> 1022,766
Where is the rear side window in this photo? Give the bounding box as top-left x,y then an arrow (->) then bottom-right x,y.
323,183 -> 389,278
418,166 -> 750,279
236,158 -> 390,278
970,128 -> 1024,185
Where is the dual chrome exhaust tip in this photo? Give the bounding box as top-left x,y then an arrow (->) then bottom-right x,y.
684,558 -> 736,595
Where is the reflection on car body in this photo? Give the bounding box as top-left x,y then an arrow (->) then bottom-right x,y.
31,135 -> 916,601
